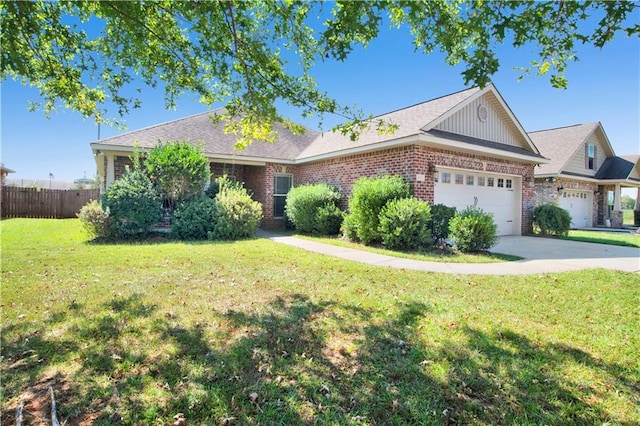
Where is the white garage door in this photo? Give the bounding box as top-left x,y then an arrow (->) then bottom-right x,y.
434,169 -> 520,236
559,190 -> 591,228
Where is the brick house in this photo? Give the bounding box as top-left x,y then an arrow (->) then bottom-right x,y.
530,123 -> 640,228
91,83 -> 549,235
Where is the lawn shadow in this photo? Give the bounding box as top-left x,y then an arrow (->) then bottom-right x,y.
2,294 -> 637,424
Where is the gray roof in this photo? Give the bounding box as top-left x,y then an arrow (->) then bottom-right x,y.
426,129 -> 546,160
92,85 -> 545,164
297,87 -> 482,159
93,109 -> 319,162
596,155 -> 639,180
528,123 -> 601,175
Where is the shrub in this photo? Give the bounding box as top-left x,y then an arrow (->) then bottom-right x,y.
533,204 -> 571,236
345,175 -> 411,244
145,141 -> 211,210
205,176 -> 244,199
171,196 -> 216,240
101,169 -> 163,239
341,213 -> 359,240
314,204 -> 344,235
429,204 -> 457,242
209,181 -> 262,240
77,199 -> 112,240
285,183 -> 342,234
448,206 -> 498,252
378,197 -> 433,250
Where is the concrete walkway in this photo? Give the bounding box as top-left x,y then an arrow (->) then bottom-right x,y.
256,230 -> 640,275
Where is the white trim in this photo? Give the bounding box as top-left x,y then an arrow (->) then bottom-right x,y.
295,135 -> 418,163
273,173 -> 293,218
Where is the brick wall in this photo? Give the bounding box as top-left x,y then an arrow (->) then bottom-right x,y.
114,156 -> 134,180
295,145 -> 536,234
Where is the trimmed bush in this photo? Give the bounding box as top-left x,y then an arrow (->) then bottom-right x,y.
378,197 -> 433,250
209,182 -> 262,240
314,204 -> 344,235
429,204 -> 457,242
533,204 -> 571,236
172,196 -> 216,240
145,141 -> 211,210
345,175 -> 411,244
77,199 -> 112,240
102,169 -> 163,239
448,206 -> 498,252
341,213 -> 359,241
285,183 -> 343,234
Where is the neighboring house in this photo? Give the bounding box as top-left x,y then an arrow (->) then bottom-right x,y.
91,83 -> 550,235
530,123 -> 640,228
4,178 -> 77,190
1,164 -> 15,186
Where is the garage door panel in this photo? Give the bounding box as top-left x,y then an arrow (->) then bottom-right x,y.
559,190 -> 591,228
434,169 -> 518,236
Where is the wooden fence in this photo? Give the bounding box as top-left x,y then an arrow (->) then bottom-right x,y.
1,187 -> 101,219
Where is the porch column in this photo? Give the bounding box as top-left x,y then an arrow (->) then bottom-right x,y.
106,154 -> 115,190
614,183 -> 622,211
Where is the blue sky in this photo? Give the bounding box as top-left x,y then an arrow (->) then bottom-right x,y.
1,21 -> 638,190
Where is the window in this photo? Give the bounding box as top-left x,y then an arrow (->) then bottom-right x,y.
466,175 -> 474,186
487,177 -> 494,187
587,143 -> 595,170
506,179 -> 512,189
273,174 -> 292,217
455,174 -> 464,185
442,172 -> 451,183
497,178 -> 504,188
477,176 -> 485,186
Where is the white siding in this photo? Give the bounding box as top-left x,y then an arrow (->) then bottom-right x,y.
564,133 -> 607,176
434,95 -> 527,149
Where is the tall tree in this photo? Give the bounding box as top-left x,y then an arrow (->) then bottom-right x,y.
2,1 -> 638,144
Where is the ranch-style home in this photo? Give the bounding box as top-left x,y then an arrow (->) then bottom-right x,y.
530,123 -> 640,228
92,83 -> 548,235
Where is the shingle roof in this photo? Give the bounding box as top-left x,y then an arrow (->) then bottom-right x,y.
596,155 -> 639,180
297,87 -> 481,159
528,123 -> 600,175
93,109 -> 319,162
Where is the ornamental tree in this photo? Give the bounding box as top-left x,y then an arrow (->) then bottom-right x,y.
2,1 -> 637,144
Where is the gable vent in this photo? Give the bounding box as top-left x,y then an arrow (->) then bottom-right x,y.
477,104 -> 488,122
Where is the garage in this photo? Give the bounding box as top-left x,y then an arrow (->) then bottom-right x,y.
434,168 -> 521,236
558,190 -> 592,228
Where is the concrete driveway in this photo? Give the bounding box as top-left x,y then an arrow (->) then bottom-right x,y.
492,236 -> 640,274
257,230 -> 640,275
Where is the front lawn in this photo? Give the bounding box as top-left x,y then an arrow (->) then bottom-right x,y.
2,219 -> 639,425
564,230 -> 640,248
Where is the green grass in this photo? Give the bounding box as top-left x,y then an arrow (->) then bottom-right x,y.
623,209 -> 635,225
294,234 -> 522,263
2,219 -> 639,425
563,230 -> 640,248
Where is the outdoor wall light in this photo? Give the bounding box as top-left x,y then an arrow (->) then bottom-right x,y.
557,184 -> 564,193
427,162 -> 438,180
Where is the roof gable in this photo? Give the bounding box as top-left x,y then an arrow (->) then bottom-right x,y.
429,88 -> 533,151
529,122 -> 615,176
297,83 -> 541,161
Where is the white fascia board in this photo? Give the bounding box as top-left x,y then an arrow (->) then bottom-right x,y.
91,143 -> 274,166
295,135 -> 419,164
417,133 -> 549,164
